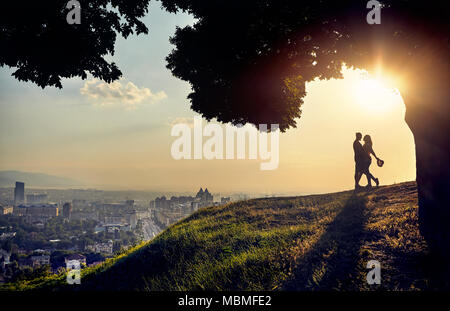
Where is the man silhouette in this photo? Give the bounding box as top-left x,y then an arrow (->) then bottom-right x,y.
353,132 -> 365,189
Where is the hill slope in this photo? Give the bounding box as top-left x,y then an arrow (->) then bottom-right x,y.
7,181 -> 432,291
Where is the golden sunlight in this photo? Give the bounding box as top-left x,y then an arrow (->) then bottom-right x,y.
353,76 -> 401,112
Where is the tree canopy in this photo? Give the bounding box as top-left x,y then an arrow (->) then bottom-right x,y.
1,1 -> 448,130
0,0 -> 150,88
161,0 -> 449,131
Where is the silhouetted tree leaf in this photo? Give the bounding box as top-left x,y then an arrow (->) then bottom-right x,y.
0,0 -> 151,88
160,0 -> 449,131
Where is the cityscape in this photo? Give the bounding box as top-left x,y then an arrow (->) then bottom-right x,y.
0,181 -> 237,284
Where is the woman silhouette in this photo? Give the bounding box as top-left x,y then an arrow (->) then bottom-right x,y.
362,135 -> 380,187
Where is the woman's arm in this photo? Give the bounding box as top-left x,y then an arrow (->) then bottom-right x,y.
370,146 -> 378,159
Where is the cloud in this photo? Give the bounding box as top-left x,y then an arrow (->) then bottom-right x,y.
80,79 -> 167,109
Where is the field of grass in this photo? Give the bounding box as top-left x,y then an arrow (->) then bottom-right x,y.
2,181 -> 433,291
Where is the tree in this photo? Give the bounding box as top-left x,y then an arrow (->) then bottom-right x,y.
0,0 -> 150,88
160,0 -> 450,265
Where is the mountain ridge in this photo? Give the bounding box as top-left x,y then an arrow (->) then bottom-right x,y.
0,170 -> 83,188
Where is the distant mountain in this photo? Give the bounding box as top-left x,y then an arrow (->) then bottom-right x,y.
0,170 -> 83,188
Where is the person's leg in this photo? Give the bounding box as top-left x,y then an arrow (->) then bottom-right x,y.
370,171 -> 379,186
362,166 -> 372,187
374,176 -> 379,186
364,160 -> 378,187
355,164 -> 362,188
365,171 -> 380,187
366,171 -> 375,187
366,163 -> 378,186
365,172 -> 372,187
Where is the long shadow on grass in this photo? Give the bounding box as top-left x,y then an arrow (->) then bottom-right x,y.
282,192 -> 369,290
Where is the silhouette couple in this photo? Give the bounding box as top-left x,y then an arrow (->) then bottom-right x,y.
353,132 -> 383,190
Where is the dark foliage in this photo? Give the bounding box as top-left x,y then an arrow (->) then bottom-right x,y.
0,0 -> 150,88
161,0 -> 449,130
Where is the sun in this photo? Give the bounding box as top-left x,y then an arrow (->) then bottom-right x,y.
353,75 -> 401,112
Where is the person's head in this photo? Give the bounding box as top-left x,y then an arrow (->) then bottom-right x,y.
363,135 -> 372,144
355,132 -> 362,141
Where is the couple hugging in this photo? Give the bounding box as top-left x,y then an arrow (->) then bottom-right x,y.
353,132 -> 384,190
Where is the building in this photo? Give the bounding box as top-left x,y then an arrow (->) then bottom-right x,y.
125,210 -> 137,229
191,201 -> 201,212
125,200 -> 134,209
103,214 -> 123,225
0,205 -> 13,215
30,255 -> 50,267
13,205 -> 26,216
26,193 -> 48,204
14,182 -> 25,205
151,188 -> 213,211
64,254 -> 86,266
195,188 -> 213,204
0,232 -> 16,240
0,249 -> 11,269
72,199 -> 87,209
14,203 -> 59,224
102,223 -> 129,233
221,197 -> 231,204
86,240 -> 114,254
70,211 -> 98,221
62,202 -> 72,219
149,188 -> 215,228
154,196 -> 170,209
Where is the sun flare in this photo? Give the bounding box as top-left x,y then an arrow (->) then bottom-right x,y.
354,75 -> 401,112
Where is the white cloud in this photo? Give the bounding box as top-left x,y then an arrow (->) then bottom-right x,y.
80,79 -> 167,109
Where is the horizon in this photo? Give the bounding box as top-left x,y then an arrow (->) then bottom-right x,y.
0,170 -> 415,198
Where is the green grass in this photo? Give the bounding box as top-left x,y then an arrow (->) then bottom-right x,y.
1,181 -> 431,291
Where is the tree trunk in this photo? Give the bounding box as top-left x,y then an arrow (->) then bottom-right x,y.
403,86 -> 450,263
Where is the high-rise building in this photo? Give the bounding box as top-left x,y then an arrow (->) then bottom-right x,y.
195,187 -> 213,203
62,202 -> 72,219
125,200 -> 134,209
14,182 -> 25,205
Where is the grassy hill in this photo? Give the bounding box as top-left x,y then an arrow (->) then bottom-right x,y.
5,181 -> 434,291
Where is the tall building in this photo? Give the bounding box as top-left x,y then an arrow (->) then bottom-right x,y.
125,200 -> 134,209
195,188 -> 213,203
14,182 -> 25,205
62,202 -> 72,219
